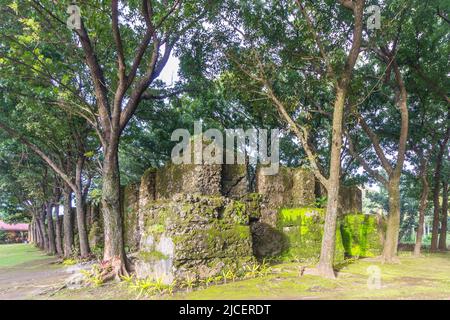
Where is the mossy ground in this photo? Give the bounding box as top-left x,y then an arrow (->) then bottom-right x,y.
46,251 -> 450,300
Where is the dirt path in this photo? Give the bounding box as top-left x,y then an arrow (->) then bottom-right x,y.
0,247 -> 67,300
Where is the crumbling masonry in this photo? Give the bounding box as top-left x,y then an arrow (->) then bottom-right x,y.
88,162 -> 382,284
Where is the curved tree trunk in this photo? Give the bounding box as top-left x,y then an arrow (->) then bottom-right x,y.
101,144 -> 128,275
438,181 -> 448,250
414,172 -> 429,256
46,203 -> 56,255
382,177 -> 401,263
63,185 -> 74,257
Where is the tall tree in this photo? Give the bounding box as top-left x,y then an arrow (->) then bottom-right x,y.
439,178 -> 448,250
0,0 -> 208,276
430,130 -> 450,251
190,0 -> 365,277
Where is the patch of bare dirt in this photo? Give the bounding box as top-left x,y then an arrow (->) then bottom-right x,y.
0,257 -> 67,300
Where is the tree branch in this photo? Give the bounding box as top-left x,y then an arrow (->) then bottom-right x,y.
338,0 -> 355,11
391,60 -> 409,177
357,114 -> 393,174
296,0 -> 336,79
345,130 -> 389,186
75,22 -> 112,140
0,121 -> 77,191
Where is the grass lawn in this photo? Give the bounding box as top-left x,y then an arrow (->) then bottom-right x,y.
171,252 -> 450,300
0,244 -> 50,268
2,244 -> 448,299
49,251 -> 450,300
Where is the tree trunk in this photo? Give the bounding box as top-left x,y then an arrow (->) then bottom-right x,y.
316,0 -> 364,278
75,190 -> 90,257
317,88 -> 346,278
431,152 -> 443,251
39,209 -> 49,252
414,171 -> 429,256
29,221 -> 34,244
54,205 -> 63,256
101,144 -> 128,275
31,218 -> 37,245
382,177 -> 401,263
46,203 -> 57,255
35,218 -> 43,248
63,185 -> 74,257
75,157 -> 90,257
438,181 -> 448,250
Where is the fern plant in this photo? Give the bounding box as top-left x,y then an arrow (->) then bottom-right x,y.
244,263 -> 260,279
80,266 -> 103,287
182,275 -> 196,292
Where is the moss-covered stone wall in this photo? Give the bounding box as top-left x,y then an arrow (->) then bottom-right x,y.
135,194 -> 255,284
255,208 -> 384,264
256,166 -> 316,210
340,213 -> 384,258
122,183 -> 140,252
276,207 -> 345,264
87,204 -> 103,253
222,164 -> 248,199
123,162 -> 374,279
315,183 -> 363,215
155,163 -> 222,199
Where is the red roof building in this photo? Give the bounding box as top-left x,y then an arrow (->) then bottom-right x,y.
0,221 -> 29,232
0,221 -> 29,244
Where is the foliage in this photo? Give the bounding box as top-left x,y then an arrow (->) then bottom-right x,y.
80,265 -> 103,288
0,230 -> 8,243
61,258 -> 77,266
125,276 -> 176,298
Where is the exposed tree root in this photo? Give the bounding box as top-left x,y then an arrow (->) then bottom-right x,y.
316,264 -> 337,279
98,256 -> 130,282
381,255 -> 401,264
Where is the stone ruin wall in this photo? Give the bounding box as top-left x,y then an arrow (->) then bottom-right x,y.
130,163 -> 256,283
88,162 -> 365,284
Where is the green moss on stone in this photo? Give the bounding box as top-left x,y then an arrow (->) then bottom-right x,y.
122,184 -> 139,251
244,193 -> 262,220
223,200 -> 248,225
147,223 -> 165,234
277,207 -> 345,264
340,213 -> 383,257
139,249 -> 168,262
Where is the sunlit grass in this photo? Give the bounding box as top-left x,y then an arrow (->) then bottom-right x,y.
0,244 -> 49,268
